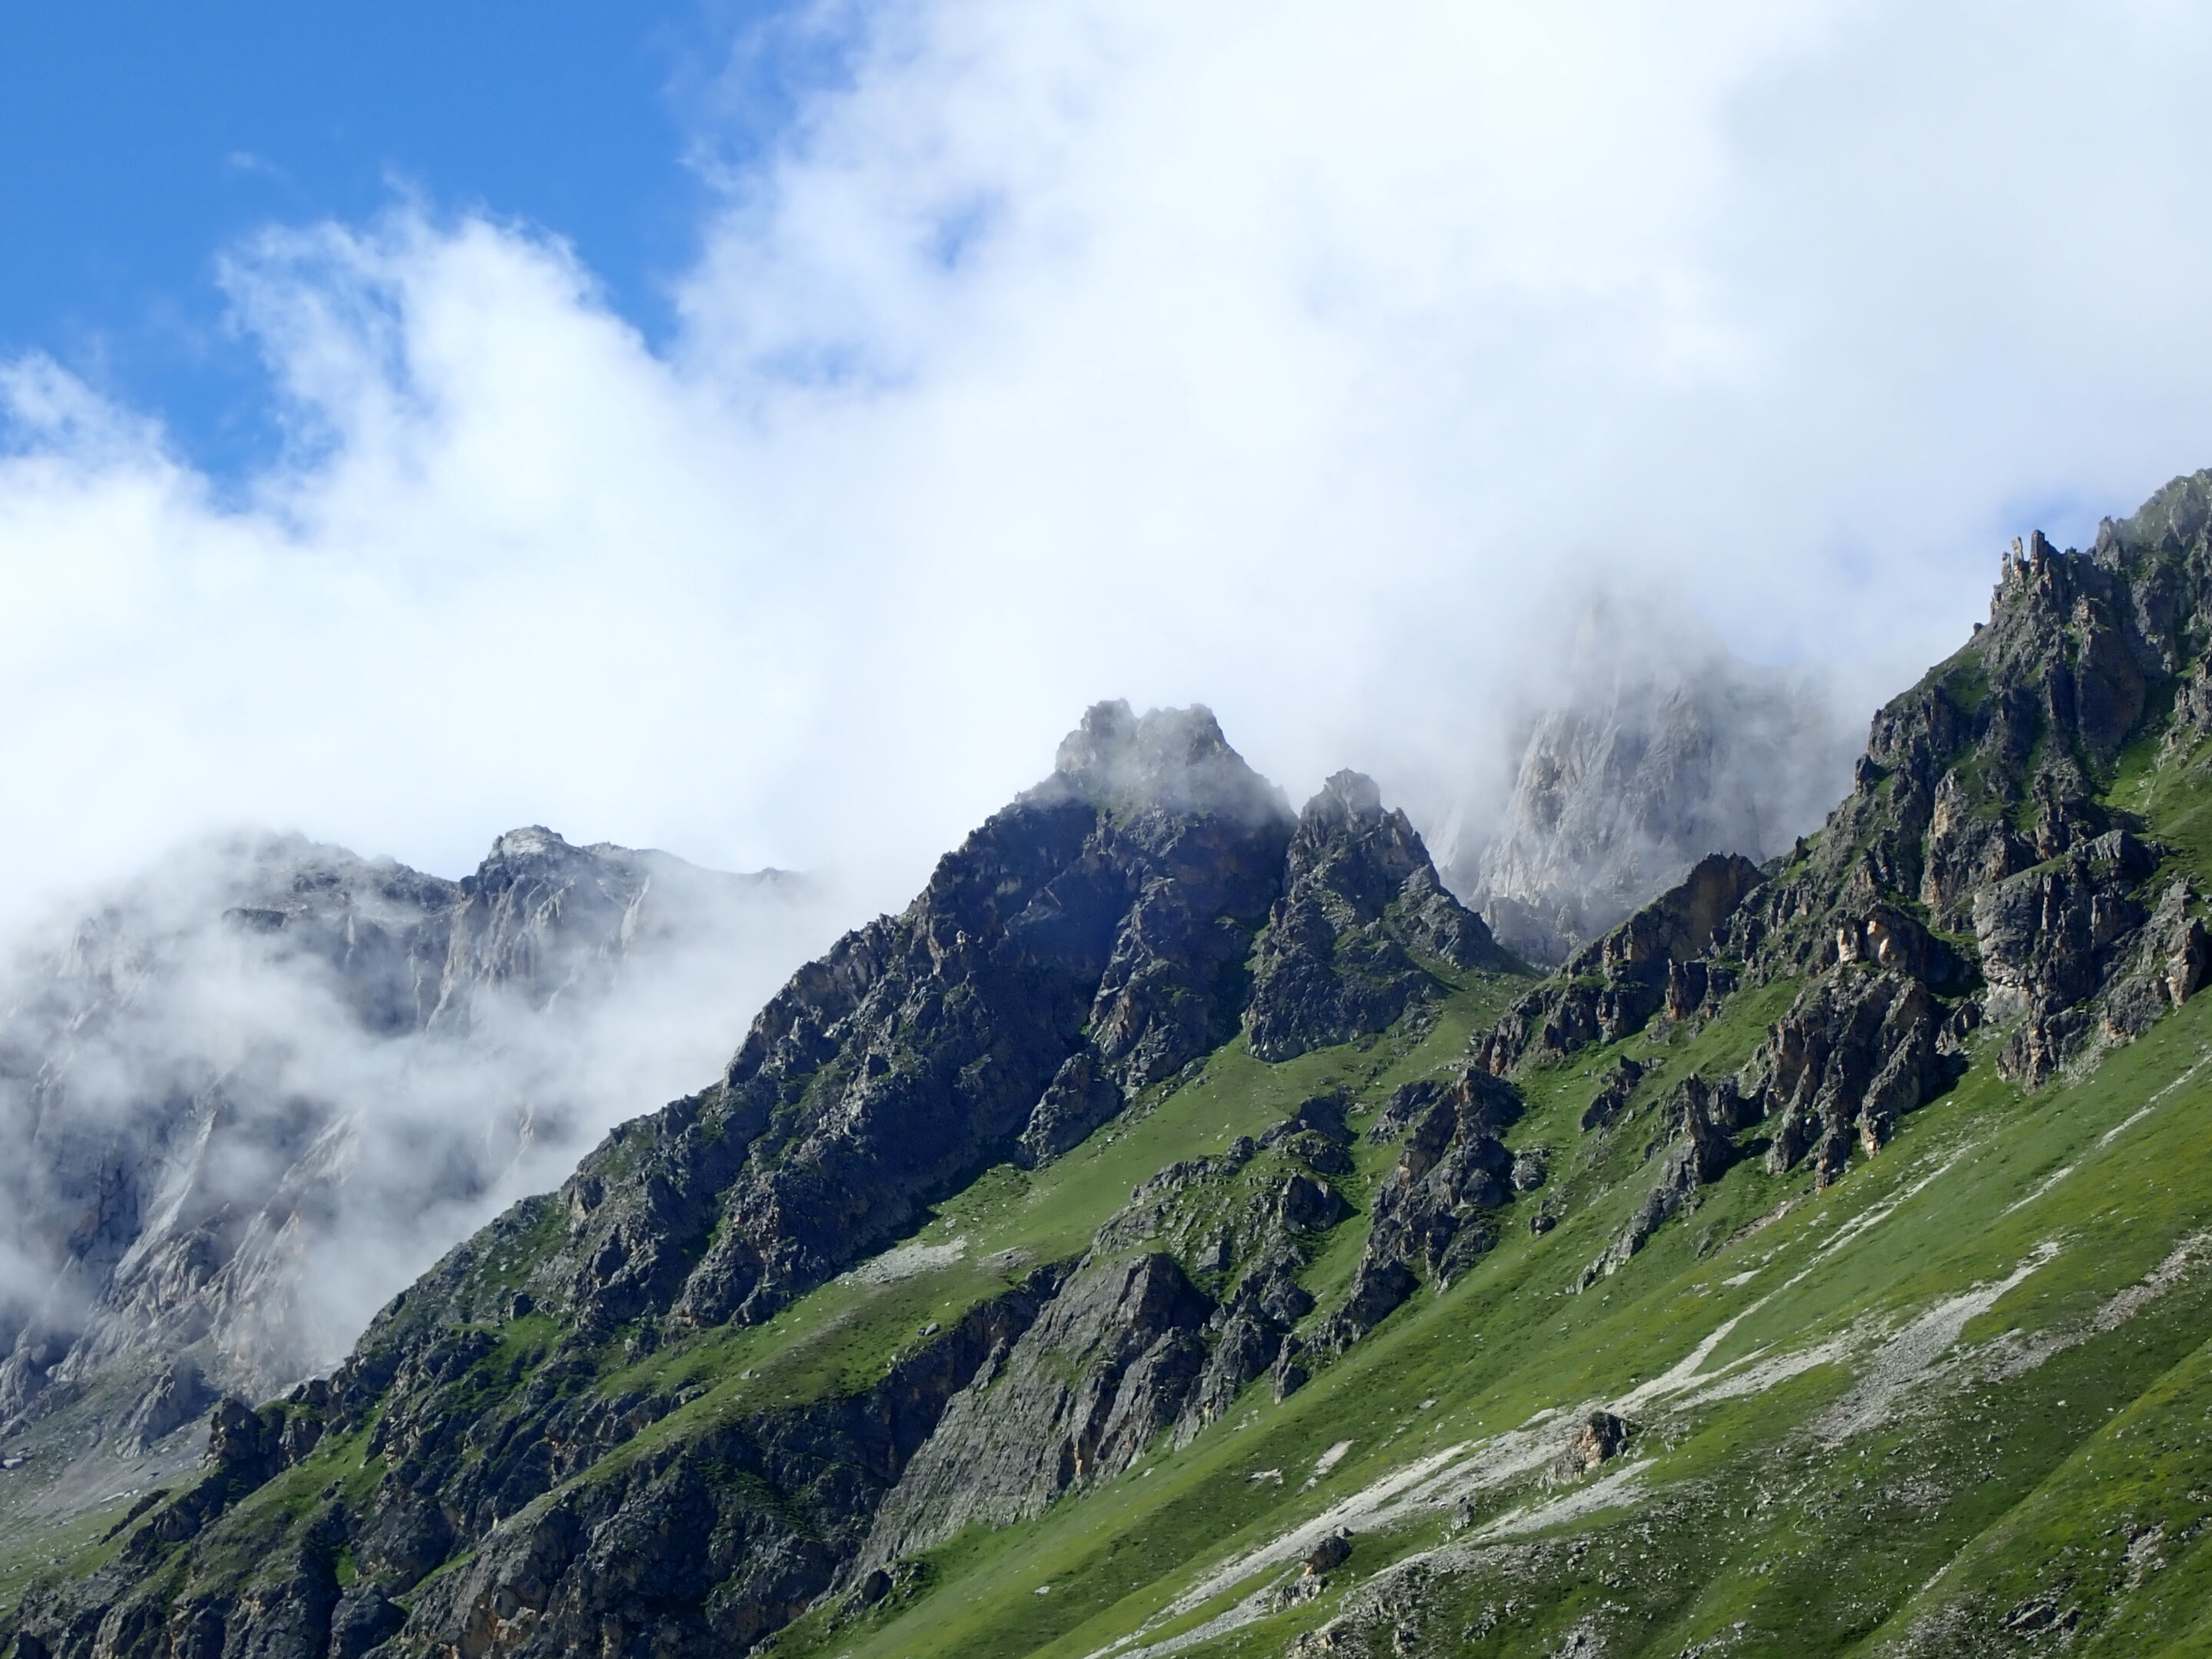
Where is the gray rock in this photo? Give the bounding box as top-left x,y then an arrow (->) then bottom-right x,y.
1304,1528 -> 1354,1573
657,703 -> 1293,1332
1554,1412 -> 1632,1478
1475,853 -> 1764,1075
1318,1069 -> 1525,1351
1450,640 -> 1853,968
855,1253 -> 1213,1571
1754,972 -> 1949,1181
1015,1049 -> 1125,1169
1585,1076 -> 1753,1279
1245,772 -> 1504,1064
1578,1056 -> 1644,1132
0,826 -> 804,1445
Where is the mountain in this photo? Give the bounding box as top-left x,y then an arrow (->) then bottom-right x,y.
0,827 -> 820,1462
15,473 -> 2212,1657
1447,637 -> 1854,967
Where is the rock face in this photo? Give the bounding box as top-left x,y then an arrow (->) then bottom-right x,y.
1245,771 -> 1505,1062
0,828 -> 809,1438
1452,648 -> 1853,966
382,1271 -> 1061,1659
1778,509 -> 2212,1086
853,1253 -> 1214,1570
557,701 -> 1293,1337
1313,1068 -> 1526,1355
1555,1411 -> 1633,1479
1753,971 -> 1949,1181
1584,1075 -> 1757,1283
1475,853 -> 1764,1076
1082,1093 -> 1356,1432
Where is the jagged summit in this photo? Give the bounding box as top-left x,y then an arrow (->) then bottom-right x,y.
1044,699 -> 1292,824
1246,769 -> 1508,1061
481,823 -> 572,863
1450,631 -> 1853,966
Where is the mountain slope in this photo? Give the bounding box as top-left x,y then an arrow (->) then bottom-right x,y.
15,475 -> 2212,1657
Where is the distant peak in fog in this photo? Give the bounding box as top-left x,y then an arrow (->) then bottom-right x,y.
0,824 -> 842,1450
1445,628 -> 1858,968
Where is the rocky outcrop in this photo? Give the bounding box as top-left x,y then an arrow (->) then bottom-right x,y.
1014,1049 -> 1126,1168
1579,1055 -> 1646,1133
2099,878 -> 2212,1047
1315,1068 -> 1524,1353
1245,771 -> 1504,1063
1749,971 -> 1952,1182
43,1273 -> 1061,1659
1962,831 -> 2194,1084
853,1253 -> 1213,1573
1554,1411 -> 1633,1479
1475,853 -> 1764,1075
1489,485 -> 2212,1159
1732,504 -> 2212,1092
1584,1075 -> 1757,1281
1081,1091 -> 1357,1432
1181,1239 -> 1316,1429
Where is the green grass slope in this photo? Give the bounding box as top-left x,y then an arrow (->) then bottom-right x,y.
731,769 -> 2212,1658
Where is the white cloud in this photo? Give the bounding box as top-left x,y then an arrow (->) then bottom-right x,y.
6,0 -> 2212,935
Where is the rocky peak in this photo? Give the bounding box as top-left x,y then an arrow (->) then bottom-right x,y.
1290,771 -> 1424,902
1047,700 -> 1291,826
478,823 -> 575,866
1452,643 -> 1853,967
0,825 -> 808,1443
1244,772 -> 1506,1063
541,707 -> 1303,1338
1488,474 -> 2212,1183
436,826 -> 664,1024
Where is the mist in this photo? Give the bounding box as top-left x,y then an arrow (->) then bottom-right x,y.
0,828 -> 846,1423
1433,584 -> 1863,963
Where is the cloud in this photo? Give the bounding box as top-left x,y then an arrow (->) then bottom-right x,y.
0,830 -> 848,1400
5,0 -> 2212,939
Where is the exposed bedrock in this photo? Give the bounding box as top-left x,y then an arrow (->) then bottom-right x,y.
853,1253 -> 1214,1574
1245,770 -> 1505,1064
1475,853 -> 1763,1075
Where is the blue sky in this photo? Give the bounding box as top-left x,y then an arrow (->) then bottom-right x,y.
0,2 -> 793,477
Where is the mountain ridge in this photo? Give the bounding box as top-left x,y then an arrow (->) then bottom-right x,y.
15,473 -> 2212,1655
